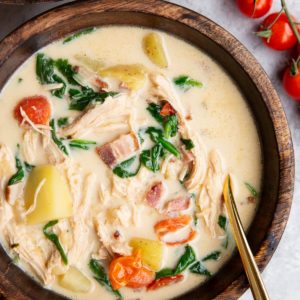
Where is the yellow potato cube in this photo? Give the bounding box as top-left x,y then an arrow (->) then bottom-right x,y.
58,267 -> 92,293
99,64 -> 148,90
143,32 -> 168,68
24,165 -> 73,225
130,238 -> 163,271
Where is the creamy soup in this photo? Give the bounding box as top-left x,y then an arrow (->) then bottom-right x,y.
0,26 -> 262,300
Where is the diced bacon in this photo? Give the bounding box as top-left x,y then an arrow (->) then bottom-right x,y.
164,196 -> 190,215
145,181 -> 164,208
96,132 -> 140,168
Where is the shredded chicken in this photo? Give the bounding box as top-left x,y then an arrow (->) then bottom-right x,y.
5,182 -> 25,206
0,144 -> 15,179
62,95 -> 130,138
197,150 -> 226,237
22,129 -> 40,165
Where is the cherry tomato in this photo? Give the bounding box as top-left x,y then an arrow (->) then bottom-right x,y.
283,63 -> 300,100
147,274 -> 184,291
14,95 -> 51,125
160,101 -> 176,117
258,12 -> 299,51
109,251 -> 142,290
126,266 -> 155,288
236,0 -> 272,19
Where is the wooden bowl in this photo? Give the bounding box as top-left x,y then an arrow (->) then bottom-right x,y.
0,0 -> 62,4
0,0 -> 294,299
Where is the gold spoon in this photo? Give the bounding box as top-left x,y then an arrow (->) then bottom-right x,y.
223,175 -> 270,300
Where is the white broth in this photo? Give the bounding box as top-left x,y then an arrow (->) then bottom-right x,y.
0,26 -> 262,300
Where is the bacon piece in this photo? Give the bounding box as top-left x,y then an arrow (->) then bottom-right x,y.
164,196 -> 190,215
145,181 -> 164,208
96,132 -> 140,168
94,78 -> 108,89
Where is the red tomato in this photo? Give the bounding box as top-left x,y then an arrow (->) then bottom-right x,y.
236,0 -> 272,19
258,12 -> 299,51
109,251 -> 142,290
160,102 -> 176,117
147,274 -> 184,291
126,266 -> 155,288
14,95 -> 51,125
283,63 -> 300,100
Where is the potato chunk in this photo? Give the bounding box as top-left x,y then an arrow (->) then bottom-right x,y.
58,267 -> 92,293
99,64 -> 147,90
143,32 -> 168,68
24,165 -> 72,225
130,238 -> 163,271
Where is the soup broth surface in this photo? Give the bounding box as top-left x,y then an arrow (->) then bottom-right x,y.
0,26 -> 262,300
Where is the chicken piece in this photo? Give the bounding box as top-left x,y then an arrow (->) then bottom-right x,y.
96,132 -> 140,168
145,181 -> 164,209
62,95 -> 129,138
106,205 -> 132,228
41,129 -> 67,165
0,144 -> 15,179
94,215 -> 132,257
22,129 -> 40,165
197,150 -> 225,237
5,181 -> 24,206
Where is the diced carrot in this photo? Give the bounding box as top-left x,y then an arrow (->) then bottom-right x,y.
165,229 -> 196,246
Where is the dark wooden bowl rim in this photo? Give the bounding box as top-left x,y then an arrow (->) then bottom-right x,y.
0,0 -> 294,299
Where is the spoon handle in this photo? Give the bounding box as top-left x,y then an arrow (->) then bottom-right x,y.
224,179 -> 270,300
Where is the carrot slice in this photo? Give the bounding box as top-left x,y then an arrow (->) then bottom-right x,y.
165,229 -> 196,246
126,266 -> 155,288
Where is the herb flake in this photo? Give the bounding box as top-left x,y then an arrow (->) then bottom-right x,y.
63,27 -> 96,44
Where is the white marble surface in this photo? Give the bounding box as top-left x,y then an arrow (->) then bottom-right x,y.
0,0 -> 299,299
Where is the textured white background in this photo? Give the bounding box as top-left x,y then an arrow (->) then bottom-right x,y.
0,0 -> 299,299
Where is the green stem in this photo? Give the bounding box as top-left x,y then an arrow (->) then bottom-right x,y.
281,0 -> 300,45
266,8 -> 284,30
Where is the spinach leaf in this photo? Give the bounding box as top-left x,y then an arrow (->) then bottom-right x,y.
36,53 -> 66,98
155,245 -> 196,279
69,139 -> 96,150
181,138 -> 194,150
155,268 -> 174,280
50,119 -> 69,155
55,59 -> 78,85
89,259 -> 122,297
69,87 -> 118,111
202,251 -> 221,262
8,154 -> 25,186
157,137 -> 180,157
218,215 -> 229,249
218,215 -> 227,231
57,117 -> 69,128
146,127 -> 180,157
43,220 -> 68,265
147,103 -> 163,124
173,75 -> 203,91
163,114 -> 178,138
113,156 -> 141,178
245,182 -> 259,198
174,245 -> 196,275
189,261 -> 211,277
63,27 -> 96,44
140,144 -> 163,172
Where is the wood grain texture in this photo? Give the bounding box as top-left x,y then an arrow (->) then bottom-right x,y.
0,0 -> 294,299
